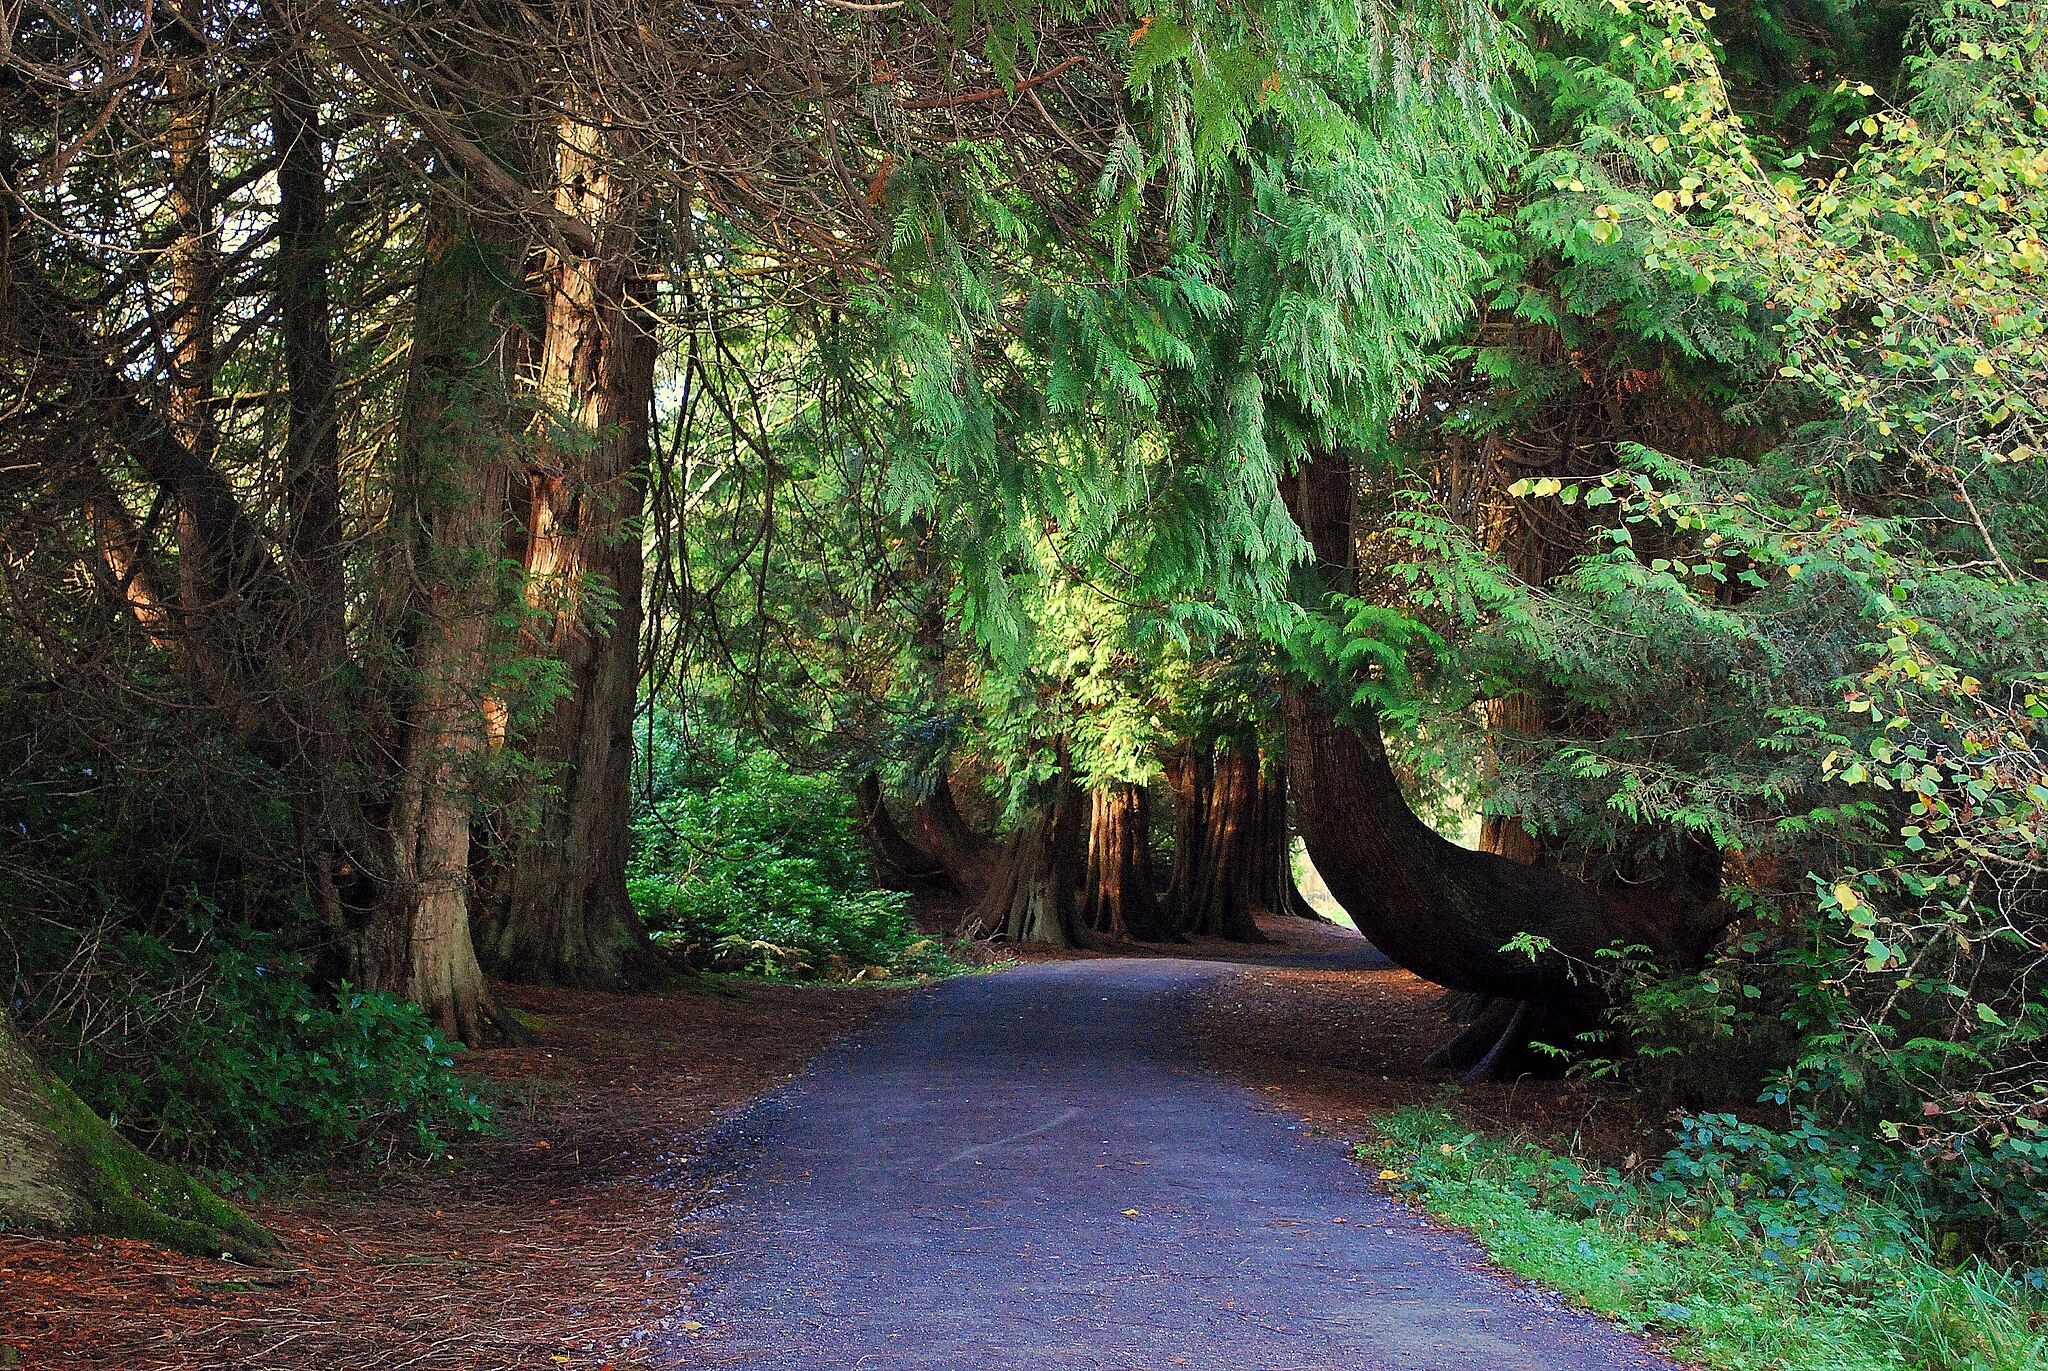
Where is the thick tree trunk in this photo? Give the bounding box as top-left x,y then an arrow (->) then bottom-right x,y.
355,215 -> 527,1045
1180,738 -> 1269,941
909,773 -> 997,899
1,1015 -> 273,1260
1080,783 -> 1172,941
1161,737 -> 1269,942
480,116 -> 662,990
854,773 -> 945,879
961,765 -> 1087,947
1250,754 -> 1324,920
1280,448 -> 1723,1020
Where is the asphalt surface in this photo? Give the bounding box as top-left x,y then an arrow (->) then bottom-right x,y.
673,948 -> 1680,1370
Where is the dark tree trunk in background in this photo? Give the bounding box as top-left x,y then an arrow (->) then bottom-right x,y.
1162,737 -> 1269,942
1160,738 -> 1211,931
910,773 -> 998,899
963,762 -> 1087,947
1081,783 -> 1172,941
1,1015 -> 274,1260
480,117 -> 662,991
855,773 -> 944,879
1280,448 -> 1726,1043
1251,755 -> 1323,921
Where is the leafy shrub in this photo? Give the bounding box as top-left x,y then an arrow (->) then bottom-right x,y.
31,924 -> 493,1172
1367,1105 -> 2048,1371
629,745 -> 941,979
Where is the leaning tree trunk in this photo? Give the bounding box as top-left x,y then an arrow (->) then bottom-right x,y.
961,763 -> 1088,947
1080,782 -> 1173,941
854,773 -> 945,880
1280,447 -> 1725,1067
480,115 -> 662,991
909,772 -> 998,900
1,1015 -> 273,1260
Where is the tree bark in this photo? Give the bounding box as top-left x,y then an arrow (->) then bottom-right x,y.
1280,447 -> 1720,1016
909,772 -> 997,899
1080,782 -> 1172,941
854,773 -> 946,879
479,114 -> 662,990
961,762 -> 1087,947
1178,737 -> 1269,941
1,1014 -> 274,1260
355,214 -> 529,1045
1160,737 -> 1211,932
1250,754 -> 1323,920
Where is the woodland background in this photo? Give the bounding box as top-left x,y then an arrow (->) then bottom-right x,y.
1,0 -> 2045,1358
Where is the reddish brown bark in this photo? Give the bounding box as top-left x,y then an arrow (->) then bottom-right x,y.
854,773 -> 945,879
1080,783 -> 1172,941
478,114 -> 662,991
909,773 -> 998,899
961,762 -> 1087,948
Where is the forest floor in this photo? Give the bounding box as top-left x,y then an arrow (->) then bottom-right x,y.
0,977 -> 894,1370
2,917 -> 1665,1371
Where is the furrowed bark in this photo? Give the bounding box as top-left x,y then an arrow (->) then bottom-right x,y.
961,757 -> 1087,948
1080,782 -> 1172,941
481,112 -> 661,991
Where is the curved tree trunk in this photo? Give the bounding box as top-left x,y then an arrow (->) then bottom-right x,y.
1280,448 -> 1723,1028
854,772 -> 945,879
1080,783 -> 1173,941
1,1015 -> 274,1261
479,117 -> 662,992
960,765 -> 1087,948
910,773 -> 998,900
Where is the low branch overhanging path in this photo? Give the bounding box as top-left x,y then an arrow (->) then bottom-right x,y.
672,945 -> 1680,1370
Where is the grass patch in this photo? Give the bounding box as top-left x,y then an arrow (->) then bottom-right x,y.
1362,1105 -> 2048,1371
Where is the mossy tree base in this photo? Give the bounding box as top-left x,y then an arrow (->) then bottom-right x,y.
1,1016 -> 276,1262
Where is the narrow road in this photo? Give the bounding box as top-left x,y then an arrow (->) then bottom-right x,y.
674,951 -> 1678,1370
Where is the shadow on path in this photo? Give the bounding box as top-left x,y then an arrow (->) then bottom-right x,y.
672,946 -> 1677,1371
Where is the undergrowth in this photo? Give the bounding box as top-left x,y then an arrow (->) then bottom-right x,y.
1364,1105 -> 2048,1371
629,743 -> 963,981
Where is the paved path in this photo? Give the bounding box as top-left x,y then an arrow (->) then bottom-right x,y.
674,952 -> 1678,1370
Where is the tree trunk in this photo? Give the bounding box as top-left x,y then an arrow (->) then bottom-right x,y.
1178,737 -> 1269,942
909,773 -> 997,899
1280,448 -> 1723,1018
961,764 -> 1087,947
1250,754 -> 1323,920
354,214 -> 528,1045
854,773 -> 945,879
166,0 -> 224,643
1080,782 -> 1172,941
480,115 -> 662,990
1,1015 -> 274,1261
1160,738 -> 1211,931
1478,694 -> 1545,864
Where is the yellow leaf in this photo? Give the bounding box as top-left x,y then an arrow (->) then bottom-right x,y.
1652,190 -> 1678,213
1121,1209 -> 1142,1217
1974,358 -> 1996,377
1378,1168 -> 1404,1181
1834,883 -> 1862,912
